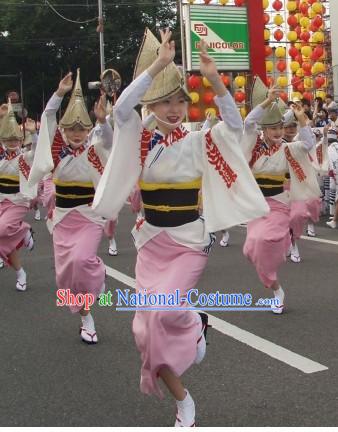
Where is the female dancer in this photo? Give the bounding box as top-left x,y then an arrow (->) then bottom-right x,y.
29,70 -> 113,343
93,29 -> 268,426
242,79 -> 320,314
0,102 -> 37,290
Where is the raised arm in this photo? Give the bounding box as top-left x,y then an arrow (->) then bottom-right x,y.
22,118 -> 38,164
89,94 -> 113,150
199,40 -> 242,134
292,103 -> 316,151
114,28 -> 175,127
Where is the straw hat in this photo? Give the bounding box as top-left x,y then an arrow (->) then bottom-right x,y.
250,76 -> 287,127
134,28 -> 190,104
0,100 -> 23,140
60,69 -> 93,129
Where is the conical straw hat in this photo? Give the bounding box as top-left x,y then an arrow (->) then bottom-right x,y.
60,69 -> 93,129
0,100 -> 23,140
250,76 -> 269,108
259,100 -> 287,127
134,28 -> 190,104
250,76 -> 287,127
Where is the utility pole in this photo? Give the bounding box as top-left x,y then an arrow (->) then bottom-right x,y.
97,0 -> 105,74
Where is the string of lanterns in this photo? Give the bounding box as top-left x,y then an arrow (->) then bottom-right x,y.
264,0 -> 328,103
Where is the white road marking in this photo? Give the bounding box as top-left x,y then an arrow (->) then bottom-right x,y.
299,235 -> 338,246
238,225 -> 338,247
104,264 -> 329,374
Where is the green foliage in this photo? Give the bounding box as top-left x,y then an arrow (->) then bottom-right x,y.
0,0 -> 178,117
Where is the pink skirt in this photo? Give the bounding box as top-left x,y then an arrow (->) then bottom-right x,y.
41,177 -> 56,216
243,198 -> 291,288
53,210 -> 105,313
290,198 -> 321,239
0,199 -> 30,263
133,231 -> 208,399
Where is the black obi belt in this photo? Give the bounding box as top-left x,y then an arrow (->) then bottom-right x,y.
140,178 -> 202,227
0,176 -> 20,194
254,173 -> 288,197
54,179 -> 95,208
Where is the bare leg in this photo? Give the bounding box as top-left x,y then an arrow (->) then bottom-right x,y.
158,367 -> 186,401
8,249 -> 21,271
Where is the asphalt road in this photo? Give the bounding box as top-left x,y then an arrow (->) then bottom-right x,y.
1,206 -> 338,427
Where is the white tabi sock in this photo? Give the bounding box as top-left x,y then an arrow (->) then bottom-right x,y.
273,286 -> 285,307
16,267 -> 26,282
175,389 -> 195,427
81,312 -> 95,333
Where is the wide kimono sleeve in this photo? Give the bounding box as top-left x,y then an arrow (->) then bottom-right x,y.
241,105 -> 265,162
92,71 -> 152,219
286,140 -> 321,201
28,93 -> 62,186
199,121 -> 270,232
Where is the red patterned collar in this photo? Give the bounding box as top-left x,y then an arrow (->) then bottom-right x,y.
3,148 -> 20,160
154,125 -> 189,147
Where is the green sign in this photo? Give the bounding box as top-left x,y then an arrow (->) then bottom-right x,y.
184,4 -> 250,71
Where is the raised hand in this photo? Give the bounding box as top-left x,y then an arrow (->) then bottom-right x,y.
147,28 -> 176,78
56,72 -> 73,97
199,40 -> 218,81
157,28 -> 175,67
24,118 -> 37,133
267,86 -> 280,103
94,94 -> 107,124
0,103 -> 8,118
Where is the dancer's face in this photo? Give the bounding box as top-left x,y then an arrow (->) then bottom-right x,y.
1,138 -> 22,151
283,124 -> 297,142
263,124 -> 284,146
148,90 -> 188,135
63,124 -> 89,149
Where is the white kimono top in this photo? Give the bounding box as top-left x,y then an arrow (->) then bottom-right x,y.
28,93 -> 113,229
0,134 -> 38,206
241,105 -> 321,204
93,71 -> 269,252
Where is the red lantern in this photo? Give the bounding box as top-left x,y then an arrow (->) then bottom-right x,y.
315,76 -> 325,88
292,76 -> 301,88
295,54 -> 303,64
294,25 -> 301,38
287,15 -> 298,27
303,91 -> 313,101
220,74 -> 230,86
299,2 -> 309,15
266,76 -> 274,87
289,46 -> 299,59
265,45 -> 273,57
279,91 -> 288,102
297,82 -> 305,93
272,0 -> 283,11
302,62 -> 312,73
188,107 -> 201,122
264,13 -> 270,25
187,75 -> 202,90
203,90 -> 215,105
234,91 -> 246,103
313,45 -> 324,58
274,29 -> 284,41
234,0 -> 245,5
277,60 -> 287,72
300,31 -> 311,42
308,0 -> 316,4
312,15 -> 323,29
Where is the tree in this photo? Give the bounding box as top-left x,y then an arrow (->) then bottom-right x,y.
0,0 -> 178,118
